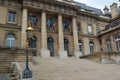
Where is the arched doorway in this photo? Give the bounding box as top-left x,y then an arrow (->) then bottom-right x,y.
29,36 -> 37,56
64,38 -> 69,56
47,37 -> 54,56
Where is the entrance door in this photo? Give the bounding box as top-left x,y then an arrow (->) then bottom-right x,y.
64,38 -> 69,56
47,37 -> 54,56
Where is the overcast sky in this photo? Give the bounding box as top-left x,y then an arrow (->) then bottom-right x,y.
74,0 -> 120,10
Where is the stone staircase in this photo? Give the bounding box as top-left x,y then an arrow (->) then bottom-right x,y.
0,47 -> 33,80
21,57 -> 97,80
81,52 -> 120,64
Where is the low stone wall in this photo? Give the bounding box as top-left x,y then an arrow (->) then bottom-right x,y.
81,52 -> 120,64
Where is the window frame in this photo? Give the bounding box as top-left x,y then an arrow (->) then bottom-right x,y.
7,11 -> 17,24
89,41 -> 94,54
88,24 -> 93,34
5,34 -> 16,47
77,22 -> 81,32
106,39 -> 112,52
115,36 -> 120,52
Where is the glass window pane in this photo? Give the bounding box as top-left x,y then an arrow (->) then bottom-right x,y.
5,34 -> 16,47
88,25 -> 92,33
8,11 -> 16,23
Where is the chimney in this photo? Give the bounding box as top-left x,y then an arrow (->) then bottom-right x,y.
103,6 -> 109,14
110,3 -> 119,18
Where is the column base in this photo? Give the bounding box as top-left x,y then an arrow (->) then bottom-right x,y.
58,50 -> 67,58
73,51 -> 83,58
40,48 -> 50,58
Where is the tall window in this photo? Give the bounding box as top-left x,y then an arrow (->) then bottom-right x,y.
77,23 -> 81,31
8,11 -> 16,23
78,40 -> 83,53
5,34 -> 16,47
47,37 -> 54,56
115,35 -> 120,51
89,41 -> 94,54
64,38 -> 69,56
88,24 -> 93,34
106,39 -> 112,52
96,27 -> 100,33
29,36 -> 37,48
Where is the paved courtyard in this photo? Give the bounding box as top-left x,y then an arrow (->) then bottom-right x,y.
28,57 -> 120,80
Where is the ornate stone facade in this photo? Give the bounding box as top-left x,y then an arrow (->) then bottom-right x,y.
1,0 -> 118,58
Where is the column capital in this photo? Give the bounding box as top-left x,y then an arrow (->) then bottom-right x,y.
22,6 -> 28,10
41,10 -> 46,13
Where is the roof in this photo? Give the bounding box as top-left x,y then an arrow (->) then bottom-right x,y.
74,2 -> 104,15
105,19 -> 120,30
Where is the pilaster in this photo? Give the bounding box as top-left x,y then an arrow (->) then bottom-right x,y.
21,7 -> 28,48
58,14 -> 67,58
72,16 -> 82,57
40,11 -> 50,58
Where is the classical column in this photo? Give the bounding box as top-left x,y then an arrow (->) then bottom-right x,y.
58,14 -> 67,58
72,16 -> 82,58
40,11 -> 50,57
21,8 -> 28,48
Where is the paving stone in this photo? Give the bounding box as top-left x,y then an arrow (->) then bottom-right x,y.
21,57 -> 120,80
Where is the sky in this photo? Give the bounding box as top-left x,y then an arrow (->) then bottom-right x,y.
74,0 -> 120,11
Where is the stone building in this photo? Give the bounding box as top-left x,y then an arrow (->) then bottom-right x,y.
99,3 -> 120,53
0,0 -> 119,58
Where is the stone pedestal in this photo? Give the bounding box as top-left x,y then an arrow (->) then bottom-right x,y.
40,48 -> 50,58
73,51 -> 83,58
58,50 -> 67,58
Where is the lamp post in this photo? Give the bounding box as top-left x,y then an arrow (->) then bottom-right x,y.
22,22 -> 34,79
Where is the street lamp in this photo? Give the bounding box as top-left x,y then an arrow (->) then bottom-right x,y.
22,22 -> 34,79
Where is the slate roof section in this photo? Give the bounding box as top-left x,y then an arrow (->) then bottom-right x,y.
74,2 -> 104,15
105,19 -> 120,30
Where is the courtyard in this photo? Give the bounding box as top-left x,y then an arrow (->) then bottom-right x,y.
28,57 -> 120,80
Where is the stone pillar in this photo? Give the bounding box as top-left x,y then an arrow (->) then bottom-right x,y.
111,36 -> 115,52
40,11 -> 50,57
72,16 -> 82,58
21,8 -> 28,48
58,14 -> 67,58
83,37 -> 89,55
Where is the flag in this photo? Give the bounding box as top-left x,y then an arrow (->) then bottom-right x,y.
67,22 -> 71,31
34,17 -> 38,28
47,19 -> 51,29
52,21 -> 56,30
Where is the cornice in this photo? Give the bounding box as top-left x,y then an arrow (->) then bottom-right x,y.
110,15 -> 120,22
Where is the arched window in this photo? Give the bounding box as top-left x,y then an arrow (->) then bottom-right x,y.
64,38 -> 69,56
89,41 -> 94,54
115,35 -> 120,51
78,40 -> 83,53
106,39 -> 112,52
5,34 -> 16,47
29,36 -> 37,48
47,37 -> 54,56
